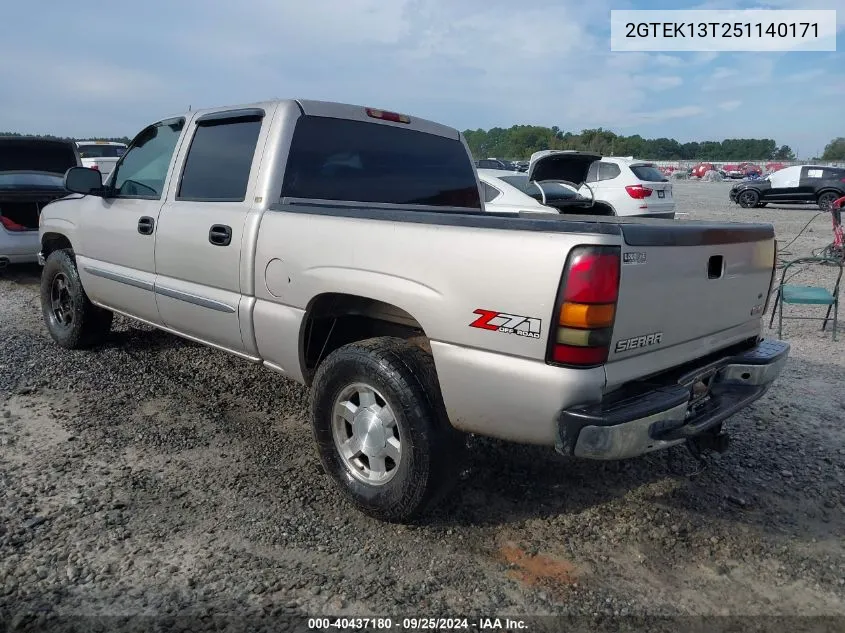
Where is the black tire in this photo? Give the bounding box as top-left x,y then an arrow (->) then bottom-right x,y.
40,249 -> 113,349
737,190 -> 759,208
817,191 -> 839,212
310,337 -> 464,523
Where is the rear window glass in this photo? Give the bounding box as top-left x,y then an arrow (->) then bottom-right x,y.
77,144 -> 126,159
0,139 -> 78,174
281,116 -> 481,209
630,164 -> 668,182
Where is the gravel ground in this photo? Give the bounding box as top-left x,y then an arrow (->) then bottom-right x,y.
1,180 -> 844,632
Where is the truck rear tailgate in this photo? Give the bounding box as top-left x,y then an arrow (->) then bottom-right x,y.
606,221 -> 776,388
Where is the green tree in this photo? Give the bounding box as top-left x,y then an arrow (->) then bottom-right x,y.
772,145 -> 795,161
822,137 -> 845,161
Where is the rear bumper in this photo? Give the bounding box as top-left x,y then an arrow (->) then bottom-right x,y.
633,211 -> 675,219
557,338 -> 789,460
0,229 -> 39,263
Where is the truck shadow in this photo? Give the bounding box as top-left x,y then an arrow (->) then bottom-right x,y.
0,263 -> 42,286
101,323 -> 203,352
429,354 -> 844,544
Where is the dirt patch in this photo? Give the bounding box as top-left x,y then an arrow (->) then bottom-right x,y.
498,542 -> 577,595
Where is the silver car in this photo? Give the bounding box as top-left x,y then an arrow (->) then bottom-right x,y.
1,137 -> 81,267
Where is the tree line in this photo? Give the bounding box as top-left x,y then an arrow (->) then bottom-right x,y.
462,125 -> 806,161
1,131 -> 132,144
6,127 -> 843,162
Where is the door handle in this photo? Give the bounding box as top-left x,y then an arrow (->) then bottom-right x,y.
137,216 -> 155,235
208,224 -> 232,246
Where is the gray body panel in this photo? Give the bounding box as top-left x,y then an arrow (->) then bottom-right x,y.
39,98 -> 778,447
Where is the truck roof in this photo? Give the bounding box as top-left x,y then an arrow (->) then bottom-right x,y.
165,99 -> 461,141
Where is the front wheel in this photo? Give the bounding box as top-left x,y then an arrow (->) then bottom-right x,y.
310,337 -> 464,522
737,190 -> 760,208
40,249 -> 113,349
818,192 -> 839,212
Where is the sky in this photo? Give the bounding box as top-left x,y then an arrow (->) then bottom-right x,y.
0,0 -> 842,158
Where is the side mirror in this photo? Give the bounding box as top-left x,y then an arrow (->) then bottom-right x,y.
64,167 -> 104,196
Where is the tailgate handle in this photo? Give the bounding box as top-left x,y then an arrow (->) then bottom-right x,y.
708,255 -> 724,279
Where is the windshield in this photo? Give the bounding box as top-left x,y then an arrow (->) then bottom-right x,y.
77,144 -> 126,159
0,171 -> 66,188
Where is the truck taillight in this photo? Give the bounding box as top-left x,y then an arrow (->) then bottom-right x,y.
547,246 -> 621,367
625,185 -> 652,199
365,107 -> 411,124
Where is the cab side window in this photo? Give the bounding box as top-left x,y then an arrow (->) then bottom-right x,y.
111,119 -> 185,199
177,112 -> 263,202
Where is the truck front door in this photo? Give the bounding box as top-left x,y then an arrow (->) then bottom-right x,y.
76,118 -> 186,324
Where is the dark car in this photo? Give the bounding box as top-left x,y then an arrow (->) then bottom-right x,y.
729,164 -> 845,211
1,137 -> 82,266
476,158 -> 514,170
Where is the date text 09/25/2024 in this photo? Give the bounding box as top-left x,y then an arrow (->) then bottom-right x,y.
307,617 -> 528,630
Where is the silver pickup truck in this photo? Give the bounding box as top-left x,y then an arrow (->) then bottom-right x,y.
37,99 -> 789,522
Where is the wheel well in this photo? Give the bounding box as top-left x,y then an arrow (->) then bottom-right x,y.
41,233 -> 73,257
817,189 -> 842,200
300,293 -> 429,384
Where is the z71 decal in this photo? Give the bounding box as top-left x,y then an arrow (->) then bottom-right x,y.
615,332 -> 663,353
470,309 -> 542,339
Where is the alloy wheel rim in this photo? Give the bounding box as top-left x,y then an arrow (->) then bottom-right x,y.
50,273 -> 74,328
331,382 -> 401,485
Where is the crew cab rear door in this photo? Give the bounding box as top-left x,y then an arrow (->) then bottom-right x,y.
154,105 -> 275,355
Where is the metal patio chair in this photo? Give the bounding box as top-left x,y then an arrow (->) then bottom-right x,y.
768,256 -> 843,341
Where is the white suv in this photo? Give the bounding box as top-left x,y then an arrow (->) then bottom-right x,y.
580,157 -> 675,218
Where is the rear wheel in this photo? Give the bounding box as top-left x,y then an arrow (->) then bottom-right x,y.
40,249 -> 113,349
738,190 -> 759,208
818,191 -> 839,211
310,337 -> 464,522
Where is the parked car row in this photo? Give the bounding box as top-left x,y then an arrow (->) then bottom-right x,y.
479,152 -> 675,218
25,98 -> 788,521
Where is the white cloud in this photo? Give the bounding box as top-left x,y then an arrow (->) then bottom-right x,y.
710,67 -> 738,81
0,0 -> 838,153
625,105 -> 706,125
693,52 -> 721,64
785,68 -> 826,83
653,54 -> 685,67
718,100 -> 743,111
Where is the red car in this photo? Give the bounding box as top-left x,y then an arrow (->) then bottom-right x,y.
690,162 -> 715,178
739,162 -> 763,177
